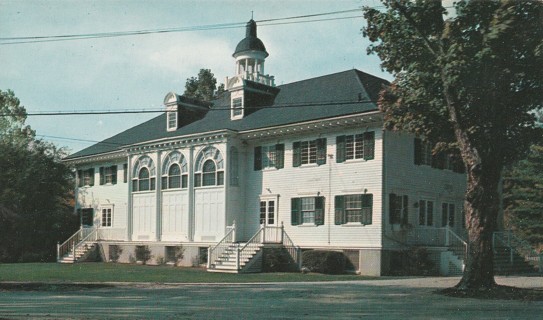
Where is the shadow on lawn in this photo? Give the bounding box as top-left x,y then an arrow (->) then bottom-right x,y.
0,283 -> 114,292
436,285 -> 543,301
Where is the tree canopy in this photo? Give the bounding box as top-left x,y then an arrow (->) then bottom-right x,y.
184,68 -> 225,101
363,0 -> 543,290
0,89 -> 78,262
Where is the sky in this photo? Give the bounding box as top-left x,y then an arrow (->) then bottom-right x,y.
1,0 -> 393,155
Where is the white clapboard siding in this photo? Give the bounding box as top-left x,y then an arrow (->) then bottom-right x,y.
76,159 -> 129,240
383,131 -> 467,242
243,127 -> 384,248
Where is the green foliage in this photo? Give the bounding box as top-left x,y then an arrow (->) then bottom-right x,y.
184,69 -> 224,101
0,90 -> 78,262
504,144 -> 543,251
388,247 -> 436,276
109,245 -> 123,263
302,250 -> 346,274
363,0 -> 543,163
262,248 -> 297,272
135,245 -> 152,264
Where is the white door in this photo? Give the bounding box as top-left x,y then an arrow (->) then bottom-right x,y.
259,199 -> 277,226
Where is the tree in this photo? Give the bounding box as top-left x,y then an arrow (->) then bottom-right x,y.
363,0 -> 543,290
0,89 -> 78,262
504,143 -> 543,252
184,69 -> 225,101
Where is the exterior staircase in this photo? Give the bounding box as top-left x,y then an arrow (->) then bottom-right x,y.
493,231 -> 540,275
57,227 -> 98,263
207,222 -> 300,274
207,242 -> 263,273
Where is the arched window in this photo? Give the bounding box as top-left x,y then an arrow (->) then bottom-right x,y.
194,146 -> 224,187
161,151 -> 188,190
202,160 -> 217,186
132,156 -> 156,192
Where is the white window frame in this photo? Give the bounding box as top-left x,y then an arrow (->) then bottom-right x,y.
100,205 -> 114,228
167,110 -> 177,131
231,97 -> 243,119
418,199 -> 435,227
259,195 -> 279,226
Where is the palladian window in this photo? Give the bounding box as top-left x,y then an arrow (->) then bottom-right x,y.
161,151 -> 188,190
132,155 -> 156,192
194,146 -> 224,187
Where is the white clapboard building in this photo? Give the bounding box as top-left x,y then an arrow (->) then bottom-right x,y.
61,20 -> 468,276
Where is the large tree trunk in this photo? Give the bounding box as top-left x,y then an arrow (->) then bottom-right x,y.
456,160 -> 502,290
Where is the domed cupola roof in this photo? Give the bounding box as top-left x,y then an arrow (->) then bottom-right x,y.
233,19 -> 268,58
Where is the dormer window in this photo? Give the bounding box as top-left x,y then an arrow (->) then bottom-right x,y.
232,97 -> 243,118
167,110 -> 177,131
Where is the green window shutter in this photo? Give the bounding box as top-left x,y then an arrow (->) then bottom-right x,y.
389,193 -> 397,224
99,167 -> 105,185
363,131 -> 375,160
291,198 -> 301,226
316,138 -> 327,165
254,146 -> 262,171
292,142 -> 301,167
336,135 -> 345,163
111,165 -> 117,184
362,194 -> 373,225
275,144 -> 284,169
402,195 -> 409,225
334,195 -> 345,225
414,138 -> 422,165
77,170 -> 83,187
89,168 -> 95,186
315,196 -> 325,226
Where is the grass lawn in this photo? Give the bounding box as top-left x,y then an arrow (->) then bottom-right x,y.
0,263 -> 369,283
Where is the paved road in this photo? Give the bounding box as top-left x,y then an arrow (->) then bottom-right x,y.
0,276 -> 542,319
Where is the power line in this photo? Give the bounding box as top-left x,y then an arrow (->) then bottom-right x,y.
0,9 -> 365,45
36,134 -> 126,147
1,98 -> 377,117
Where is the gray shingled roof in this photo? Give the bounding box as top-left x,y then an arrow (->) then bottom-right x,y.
65,69 -> 388,160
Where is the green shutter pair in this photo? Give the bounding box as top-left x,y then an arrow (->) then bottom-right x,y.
335,194 -> 373,225
291,197 -> 325,226
254,144 -> 284,170
293,139 -> 327,166
336,132 -> 374,162
99,165 -> 118,185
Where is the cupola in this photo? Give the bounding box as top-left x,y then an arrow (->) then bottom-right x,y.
226,19 -> 277,120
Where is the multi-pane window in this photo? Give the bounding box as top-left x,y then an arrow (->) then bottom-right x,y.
442,203 -> 455,227
161,151 -> 188,190
293,138 -> 326,167
254,144 -> 284,170
167,111 -> 177,131
77,168 -> 95,187
389,194 -> 408,225
194,146 -> 224,187
101,207 -> 112,227
335,194 -> 373,225
336,132 -> 375,162
419,199 -> 434,226
132,156 -> 156,192
414,138 -> 433,166
414,138 -> 465,173
232,97 -> 243,117
291,196 -> 325,226
260,199 -> 276,225
99,165 -> 117,185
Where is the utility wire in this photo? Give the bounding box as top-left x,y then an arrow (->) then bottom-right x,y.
0,9 -> 365,45
1,98 -> 377,117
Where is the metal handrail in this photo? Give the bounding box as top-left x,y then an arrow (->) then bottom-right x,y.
493,230 -> 541,269
445,227 -> 468,259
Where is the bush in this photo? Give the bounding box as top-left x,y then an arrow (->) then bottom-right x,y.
262,248 -> 297,272
302,250 -> 346,274
389,247 -> 436,276
135,245 -> 152,264
109,245 -> 123,263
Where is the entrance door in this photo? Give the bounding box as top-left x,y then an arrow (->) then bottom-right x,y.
259,199 -> 276,226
